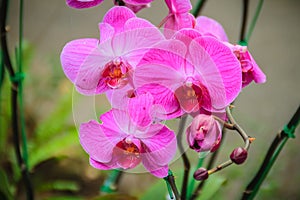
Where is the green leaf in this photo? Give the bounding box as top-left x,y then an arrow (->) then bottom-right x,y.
197,175 -> 227,200
0,169 -> 13,200
39,180 -> 80,192
28,128 -> 78,169
33,90 -> 73,144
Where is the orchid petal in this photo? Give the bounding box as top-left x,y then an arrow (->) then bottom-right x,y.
128,93 -> 154,128
102,6 -> 135,33
165,0 -> 192,13
99,22 -> 115,44
60,38 -> 99,83
112,24 -> 163,56
141,126 -> 177,166
195,16 -> 229,42
123,0 -> 153,5
66,0 -> 103,9
89,157 -> 117,170
190,37 -> 241,107
80,120 -> 120,163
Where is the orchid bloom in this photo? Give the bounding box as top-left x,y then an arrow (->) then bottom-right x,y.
60,6 -> 164,95
195,16 -> 266,88
162,0 -> 195,38
79,93 -> 177,178
134,29 -> 242,116
186,114 -> 222,153
66,0 -> 103,9
66,0 -> 152,13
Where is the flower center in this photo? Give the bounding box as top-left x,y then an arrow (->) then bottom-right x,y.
114,138 -> 141,169
174,83 -> 203,113
102,59 -> 130,89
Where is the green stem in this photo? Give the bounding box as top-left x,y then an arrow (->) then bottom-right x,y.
187,156 -> 205,199
242,105 -> 300,200
18,0 -> 29,168
0,0 -> 34,199
177,115 -> 189,200
100,170 -> 123,193
191,0 -> 207,17
244,0 -> 264,44
239,0 -> 249,45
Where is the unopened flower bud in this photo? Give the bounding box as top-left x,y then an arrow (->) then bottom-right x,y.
193,167 -> 209,181
186,114 -> 222,153
230,147 -> 248,164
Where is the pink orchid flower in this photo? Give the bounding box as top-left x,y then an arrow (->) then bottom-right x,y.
186,114 -> 222,153
60,6 -> 164,95
161,0 -> 195,38
66,0 -> 152,13
66,0 -> 103,9
195,16 -> 266,88
134,30 -> 242,115
79,93 -> 177,178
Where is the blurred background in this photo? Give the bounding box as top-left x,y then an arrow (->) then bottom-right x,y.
1,0 -> 300,199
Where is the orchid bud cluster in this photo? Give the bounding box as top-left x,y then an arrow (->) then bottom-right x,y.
60,0 -> 266,178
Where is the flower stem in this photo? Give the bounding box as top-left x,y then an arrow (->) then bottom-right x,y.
100,170 -> 123,193
245,0 -> 264,44
190,128 -> 227,200
239,0 -> 249,44
187,156 -> 205,199
165,170 -> 181,200
177,115 -> 189,200
0,0 -> 34,199
242,105 -> 300,200
191,0 -> 207,17
18,0 -> 29,169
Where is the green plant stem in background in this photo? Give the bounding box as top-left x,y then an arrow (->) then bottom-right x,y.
187,156 -> 205,199
191,0 -> 207,17
242,105 -> 300,200
239,0 -> 264,45
165,170 -> 181,200
245,0 -> 264,44
0,0 -> 34,199
100,170 -> 123,194
18,0 -> 29,169
190,130 -> 227,200
239,0 -> 249,44
177,115 -> 189,200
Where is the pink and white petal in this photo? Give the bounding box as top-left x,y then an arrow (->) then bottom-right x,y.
61,38 -> 99,83
123,0 -> 153,5
75,47 -> 113,95
142,158 -> 169,178
112,26 -> 164,56
89,157 -> 117,170
128,93 -> 154,127
99,22 -> 115,44
248,53 -> 266,84
124,3 -> 150,13
172,28 -> 202,47
134,63 -> 183,91
191,37 -> 242,106
100,110 -> 129,138
108,84 -> 135,110
141,126 -> 177,166
80,120 -> 119,163
136,84 -> 182,119
165,0 -> 192,13
102,6 -> 135,33
124,17 -> 159,31
195,16 -> 228,42
66,0 -> 103,9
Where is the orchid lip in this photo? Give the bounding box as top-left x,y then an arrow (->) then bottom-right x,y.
102,59 -> 131,89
